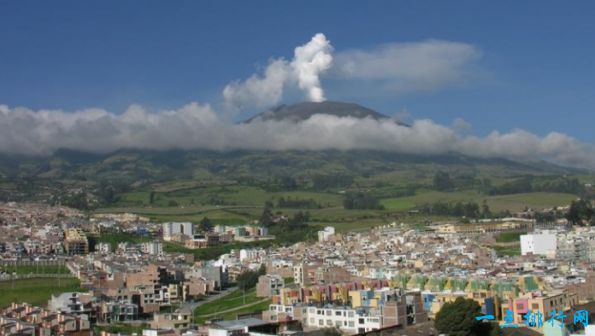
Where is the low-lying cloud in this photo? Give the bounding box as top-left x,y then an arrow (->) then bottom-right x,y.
1,103 -> 594,168
2,32 -> 593,168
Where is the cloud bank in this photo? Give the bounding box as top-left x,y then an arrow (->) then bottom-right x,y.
1,103 -> 594,168
1,32 -> 593,169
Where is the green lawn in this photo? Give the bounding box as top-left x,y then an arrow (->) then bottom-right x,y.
194,288 -> 271,324
495,232 -> 525,243
493,245 -> 521,257
380,198 -> 417,211
113,185 -> 343,209
194,288 -> 258,316
0,264 -> 70,275
485,192 -> 577,212
95,232 -> 153,245
380,190 -> 576,212
0,278 -> 82,308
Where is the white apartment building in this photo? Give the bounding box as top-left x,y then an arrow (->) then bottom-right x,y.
268,304 -> 381,334
239,248 -> 259,262
97,242 -> 111,254
520,231 -> 557,257
141,242 -> 163,256
162,222 -> 194,241
318,226 -> 335,242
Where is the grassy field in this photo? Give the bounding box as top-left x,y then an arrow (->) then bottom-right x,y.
194,288 -> 271,324
485,192 -> 577,212
114,185 -> 343,209
0,278 -> 82,308
380,199 -> 416,211
381,191 -> 576,212
495,232 -> 525,243
0,264 -> 70,275
493,245 -> 522,257
94,178 -> 578,236
95,232 -> 153,245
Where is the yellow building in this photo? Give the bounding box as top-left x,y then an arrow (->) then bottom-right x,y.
64,228 -> 89,255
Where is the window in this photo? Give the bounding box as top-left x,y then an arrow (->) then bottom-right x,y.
516,303 -> 524,310
335,321 -> 342,327
335,311 -> 342,316
532,303 -> 539,310
348,312 -> 354,317
327,320 -> 332,326
359,318 -> 365,324
319,319 -> 323,326
326,310 -> 332,316
348,321 -> 355,327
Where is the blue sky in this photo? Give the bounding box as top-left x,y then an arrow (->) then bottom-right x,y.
1,1 -> 595,143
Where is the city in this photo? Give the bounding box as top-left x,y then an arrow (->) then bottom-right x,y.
1,2 -> 595,336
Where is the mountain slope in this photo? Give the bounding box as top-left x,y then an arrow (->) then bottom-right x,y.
244,101 -> 406,125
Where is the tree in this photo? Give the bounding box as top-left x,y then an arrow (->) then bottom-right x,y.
435,297 -> 500,336
481,200 -> 492,219
236,266 -> 266,291
433,171 -> 454,191
343,192 -> 383,210
566,199 -> 593,226
288,211 -> 309,230
259,205 -> 275,227
198,217 -> 213,232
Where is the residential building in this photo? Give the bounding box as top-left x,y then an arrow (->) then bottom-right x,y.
521,231 -> 557,257
63,228 -> 89,255
257,275 -> 285,297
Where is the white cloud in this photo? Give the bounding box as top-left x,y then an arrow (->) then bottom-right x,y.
223,37 -> 481,109
1,103 -> 594,169
291,33 -> 333,102
223,33 -> 333,109
332,40 -> 481,93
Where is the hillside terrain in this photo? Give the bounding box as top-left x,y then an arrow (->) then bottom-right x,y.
0,101 -> 592,232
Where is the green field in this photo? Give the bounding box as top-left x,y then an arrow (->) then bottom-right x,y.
493,245 -> 522,257
0,264 -> 70,275
495,232 -> 525,243
114,185 -> 343,209
194,288 -> 271,324
95,232 -> 153,245
381,191 -> 576,212
0,278 -> 82,308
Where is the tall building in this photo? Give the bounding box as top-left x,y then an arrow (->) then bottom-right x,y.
520,231 -> 557,257
162,222 -> 193,241
64,228 -> 89,255
141,241 -> 163,255
318,226 -> 335,242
